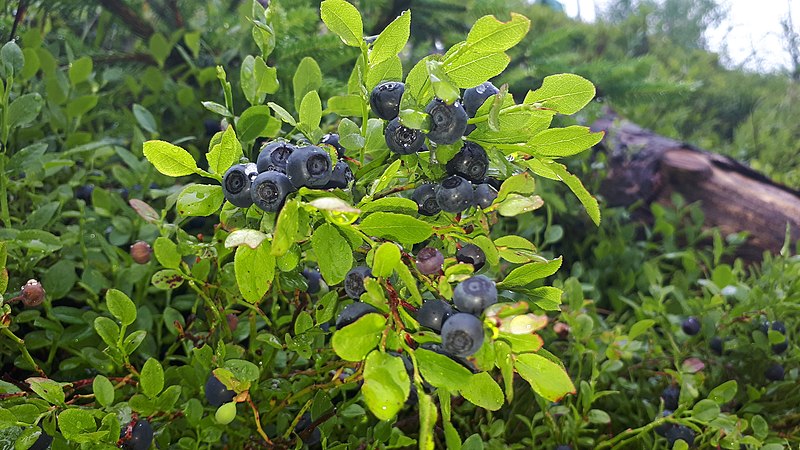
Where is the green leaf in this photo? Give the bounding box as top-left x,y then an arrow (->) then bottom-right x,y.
143,140 -> 198,177
176,185 -> 225,217
371,10 -> 410,63
224,359 -> 261,382
153,237 -> 181,269
267,102 -> 297,126
207,126 -> 243,176
362,351 -> 410,420
497,193 -> 544,217
588,409 -> 611,424
94,317 -> 120,347
360,197 -> 418,215
366,55 -> 403,92
93,375 -> 115,407
241,55 -> 278,106
415,349 -> 472,391
498,331 -> 544,353
419,391 -> 437,450
332,313 -> 385,361
444,51 -> 509,89
272,199 -> 299,257
106,289 -> 137,327
528,126 -> 603,158
465,13 -> 530,54
328,94 -> 363,116
132,103 -> 157,134
692,399 -> 721,422
707,380 -> 737,404
371,159 -> 402,195
524,74 -> 596,115
140,358 -> 165,398
545,161 -> 601,226
494,235 -> 537,264
372,242 -> 400,278
514,353 -> 576,402
26,377 -> 65,405
235,241 -> 275,303
629,319 -> 655,340
58,409 -> 97,441
496,172 -> 536,201
8,93 -> 43,129
299,90 -> 322,135
495,341 -> 515,402
1,41 -> 24,75
320,0 -> 363,47
312,224 -> 353,285
225,229 -> 269,249
499,257 -> 562,289
293,57 -> 322,111
427,59 -> 460,104
460,372 -> 503,411
151,269 -> 185,290
463,434 -> 484,450
358,212 -> 433,245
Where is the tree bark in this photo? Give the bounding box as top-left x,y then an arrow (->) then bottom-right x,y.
592,112 -> 800,262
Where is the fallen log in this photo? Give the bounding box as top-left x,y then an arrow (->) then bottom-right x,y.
591,113 -> 800,262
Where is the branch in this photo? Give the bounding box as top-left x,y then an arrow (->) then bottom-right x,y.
97,0 -> 154,39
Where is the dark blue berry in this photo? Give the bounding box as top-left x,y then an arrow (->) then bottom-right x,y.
453,275 -> 497,315
765,363 -> 785,381
681,317 -> 701,335
122,419 -> 154,450
441,313 -> 484,357
710,336 -> 724,355
554,446 -> 572,450
385,117 -> 425,155
302,269 -> 322,294
665,425 -> 695,448
205,374 -> 236,407
770,321 -> 786,334
416,247 -> 444,275
370,81 -> 404,120
655,410 -> 675,437
322,160 -> 354,189
286,145 -> 332,188
250,171 -> 295,212
770,321 -> 789,354
474,183 -> 498,209
29,427 -> 52,450
416,299 -> 455,332
463,81 -> 499,117
661,385 -> 680,411
320,133 -> 345,158
446,142 -> 488,182
456,244 -> 486,271
436,176 -> 474,213
295,413 -> 322,447
256,141 -> 296,173
425,98 -> 468,145
412,184 -> 441,216
222,163 -> 258,208
75,184 -> 94,204
336,302 -> 378,328
344,266 -> 372,299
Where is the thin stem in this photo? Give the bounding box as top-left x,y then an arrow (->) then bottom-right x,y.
1,327 -> 45,376
247,394 -> 273,445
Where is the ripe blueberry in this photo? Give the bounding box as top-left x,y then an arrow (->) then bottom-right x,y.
302,269 -> 322,294
665,425 -> 695,448
416,299 -> 455,332
21,279 -> 46,308
205,374 -> 236,407
370,81 -> 404,120
436,175 -> 475,213
453,275 -> 497,315
463,81 -> 500,117
75,184 -> 94,204
446,142 -> 488,182
425,98 -> 468,145
769,321 -> 789,354
285,145 -> 332,188
320,133 -> 345,158
456,244 -> 486,271
335,302 -> 378,328
655,410 -> 675,437
661,385 -> 680,411
385,117 -> 425,155
29,427 -> 52,450
222,163 -> 258,208
412,184 -> 442,216
710,336 -> 724,355
322,160 -> 354,189
681,316 -> 701,335
251,171 -> 295,213
256,141 -> 295,173
416,247 -> 445,275
130,241 -> 153,265
441,313 -> 485,357
295,413 -> 322,447
344,266 -> 372,299
474,183 -> 498,209
122,419 -> 154,450
765,363 -> 785,381
554,446 -> 573,450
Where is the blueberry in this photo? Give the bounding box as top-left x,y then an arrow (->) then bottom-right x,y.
75,184 -> 94,204
122,419 -> 154,450
204,118 -> 223,136
665,425 -> 695,448
474,183 -> 498,209
222,163 -> 258,208
416,299 -> 455,332
335,302 -> 378,328
250,171 -> 295,213
770,321 -> 786,334
344,266 -> 372,299
681,317 -> 701,336
661,385 -> 680,411
765,363 -> 785,381
256,141 -> 296,173
29,427 -> 52,450
770,321 -> 789,354
463,81 -> 499,117
759,320 -> 770,334
320,133 -> 345,158
416,247 -> 444,275
710,336 -> 724,355
385,117 -> 425,155
425,98 -> 468,145
302,269 -> 322,294
285,145 -> 332,188
446,142 -> 489,182
441,313 -> 485,357
436,176 -> 475,213
554,446 -> 572,450
456,244 -> 486,271
322,160 -> 354,189
370,81 -> 404,120
655,410 -> 675,437
205,374 -> 236,407
412,184 -> 442,216
294,413 -> 321,447
453,275 -> 497,315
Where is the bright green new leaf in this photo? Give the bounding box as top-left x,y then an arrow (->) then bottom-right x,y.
419,391 -> 437,450
299,90 -> 322,134
143,140 -> 198,177
546,161 -> 601,226
332,313 -> 385,361
225,229 -> 269,249
237,105 -> 273,142
358,212 -> 433,245
496,172 -> 536,202
312,224 -> 353,285
460,372 -> 504,410
153,237 -> 181,269
272,199 -> 299,257
524,74 -> 596,115
444,51 -> 510,89
692,399 -> 721,422
106,289 -> 137,326
94,317 -> 120,347
372,242 -> 401,277
293,57 -> 322,111
27,377 -> 65,405
176,185 -> 225,216
528,126 -> 604,158
140,358 -> 165,398
465,13 -> 531,54
415,349 -> 472,391
707,380 -> 738,404
514,353 -> 576,402
497,193 -> 544,217
93,375 -> 115,407
362,351 -> 410,420
267,102 -> 297,126
320,0 -> 363,47
371,10 -> 411,64
328,95 -> 363,116
366,55 -> 403,91
235,241 -> 275,303
499,257 -> 562,289
58,409 -> 97,441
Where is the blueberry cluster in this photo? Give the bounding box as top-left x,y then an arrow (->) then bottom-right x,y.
335,266 -> 379,328
221,136 -> 353,213
655,385 -> 696,448
370,81 -> 499,215
708,319 -> 789,382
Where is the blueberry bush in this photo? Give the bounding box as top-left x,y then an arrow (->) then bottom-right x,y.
0,1 -> 796,449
